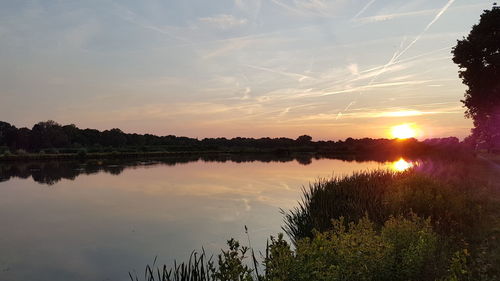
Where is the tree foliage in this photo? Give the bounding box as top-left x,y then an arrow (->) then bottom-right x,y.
452,6 -> 500,149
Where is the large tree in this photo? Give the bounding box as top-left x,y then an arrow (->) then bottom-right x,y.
452,6 -> 500,150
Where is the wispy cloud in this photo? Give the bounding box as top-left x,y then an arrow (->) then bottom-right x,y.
352,0 -> 376,20
244,64 -> 313,82
112,3 -> 189,43
293,106 -> 462,123
356,8 -> 437,23
199,14 -> 248,29
269,0 -> 338,17
355,3 -> 485,24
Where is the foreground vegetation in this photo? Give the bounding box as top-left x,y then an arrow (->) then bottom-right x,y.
131,158 -> 500,281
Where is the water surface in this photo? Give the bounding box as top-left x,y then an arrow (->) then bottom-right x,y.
0,155 -> 400,281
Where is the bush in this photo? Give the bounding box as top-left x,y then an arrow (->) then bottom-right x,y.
212,238 -> 254,281
266,215 -> 437,281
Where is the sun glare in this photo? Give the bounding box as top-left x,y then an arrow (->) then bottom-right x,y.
391,123 -> 417,139
391,158 -> 414,172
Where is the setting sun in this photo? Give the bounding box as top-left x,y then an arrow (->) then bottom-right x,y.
391,124 -> 417,139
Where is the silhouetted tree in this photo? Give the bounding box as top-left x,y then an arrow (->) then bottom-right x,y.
62,124 -> 85,146
0,121 -> 17,148
296,135 -> 312,144
14,128 -> 32,150
101,128 -> 127,147
31,120 -> 69,149
452,6 -> 500,150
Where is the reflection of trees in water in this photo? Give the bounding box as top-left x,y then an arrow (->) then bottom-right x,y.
0,153 -> 407,185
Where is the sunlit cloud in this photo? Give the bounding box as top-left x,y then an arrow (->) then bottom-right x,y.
291,107 -> 461,122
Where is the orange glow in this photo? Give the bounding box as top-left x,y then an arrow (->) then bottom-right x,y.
391,158 -> 414,172
391,123 -> 417,139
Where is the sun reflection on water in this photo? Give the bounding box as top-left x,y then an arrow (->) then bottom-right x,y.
391,158 -> 414,172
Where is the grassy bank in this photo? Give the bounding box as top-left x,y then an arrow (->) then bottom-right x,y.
131,158 -> 500,281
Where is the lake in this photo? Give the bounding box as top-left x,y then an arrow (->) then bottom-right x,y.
0,155 -> 409,281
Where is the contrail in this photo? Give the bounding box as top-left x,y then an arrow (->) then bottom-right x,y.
337,0 -> 456,119
244,64 -> 313,82
352,0 -> 376,20
394,0 -> 456,61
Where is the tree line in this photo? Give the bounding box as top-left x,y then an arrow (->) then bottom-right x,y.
0,120 -> 465,156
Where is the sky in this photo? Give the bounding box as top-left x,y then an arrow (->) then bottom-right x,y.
0,0 -> 492,140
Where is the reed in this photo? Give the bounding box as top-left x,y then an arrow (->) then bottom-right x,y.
282,168 -> 489,244
129,251 -> 216,281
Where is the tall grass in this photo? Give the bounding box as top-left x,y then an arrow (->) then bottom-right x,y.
130,251 -> 216,281
282,169 -> 489,244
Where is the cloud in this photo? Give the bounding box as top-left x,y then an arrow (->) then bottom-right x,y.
113,3 -> 189,43
290,106 -> 462,123
244,64 -> 313,82
269,0 -> 337,17
347,63 -> 359,75
63,19 -> 100,50
356,8 -> 437,23
354,3 -> 485,24
199,14 -> 248,29
352,0 -> 376,20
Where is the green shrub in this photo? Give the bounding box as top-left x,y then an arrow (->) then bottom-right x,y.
211,238 -> 254,281
266,215 -> 437,281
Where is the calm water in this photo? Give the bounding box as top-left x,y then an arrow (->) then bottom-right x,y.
0,155 -> 407,281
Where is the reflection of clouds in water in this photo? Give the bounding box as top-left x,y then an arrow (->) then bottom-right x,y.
242,198 -> 251,212
0,157 -> 401,281
279,182 -> 291,190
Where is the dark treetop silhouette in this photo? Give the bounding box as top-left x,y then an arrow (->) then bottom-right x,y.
452,6 -> 500,150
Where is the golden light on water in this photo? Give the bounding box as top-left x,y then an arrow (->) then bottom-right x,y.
391,158 -> 414,172
391,123 -> 417,139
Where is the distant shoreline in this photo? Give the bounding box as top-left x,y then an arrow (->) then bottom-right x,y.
0,150 -> 327,162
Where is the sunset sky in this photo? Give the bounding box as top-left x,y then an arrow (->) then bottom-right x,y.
0,0 -> 491,140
